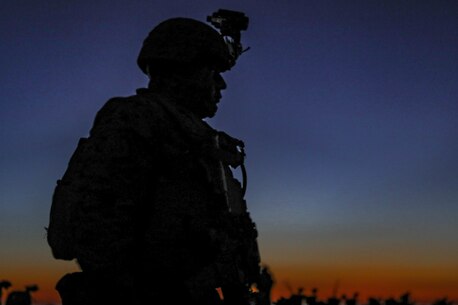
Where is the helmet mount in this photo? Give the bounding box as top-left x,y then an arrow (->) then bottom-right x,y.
137,9 -> 249,75
207,9 -> 250,68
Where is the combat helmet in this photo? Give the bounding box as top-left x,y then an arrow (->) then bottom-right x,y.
137,17 -> 232,75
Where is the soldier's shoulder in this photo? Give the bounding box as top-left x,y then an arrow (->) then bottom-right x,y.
90,89 -> 172,136
98,89 -> 167,119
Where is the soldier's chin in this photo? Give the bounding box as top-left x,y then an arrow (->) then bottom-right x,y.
205,107 -> 218,118
202,104 -> 218,118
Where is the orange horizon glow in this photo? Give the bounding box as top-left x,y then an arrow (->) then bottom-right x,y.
270,283 -> 458,305
267,263 -> 458,304
3,264 -> 457,305
3,249 -> 457,305
7,283 -> 457,305
7,286 -> 455,305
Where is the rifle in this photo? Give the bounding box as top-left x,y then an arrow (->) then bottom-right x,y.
214,132 -> 262,305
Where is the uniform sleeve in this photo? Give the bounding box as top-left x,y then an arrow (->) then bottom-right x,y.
47,97 -> 163,270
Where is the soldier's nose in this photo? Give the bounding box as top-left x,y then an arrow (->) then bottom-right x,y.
215,73 -> 226,90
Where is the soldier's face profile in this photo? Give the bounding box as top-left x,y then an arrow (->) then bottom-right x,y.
190,65 -> 227,118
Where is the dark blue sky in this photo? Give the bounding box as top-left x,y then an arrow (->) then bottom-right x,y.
1,0 -> 457,302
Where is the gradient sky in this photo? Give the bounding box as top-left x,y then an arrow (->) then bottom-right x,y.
1,1 -> 457,304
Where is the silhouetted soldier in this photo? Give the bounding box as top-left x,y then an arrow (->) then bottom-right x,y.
47,9 -> 261,305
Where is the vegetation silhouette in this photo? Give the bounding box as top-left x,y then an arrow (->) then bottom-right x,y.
1,272 -> 456,305
4,285 -> 38,305
273,287 -> 454,305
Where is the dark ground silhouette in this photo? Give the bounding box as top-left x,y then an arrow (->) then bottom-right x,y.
1,272 -> 455,305
274,287 -> 454,305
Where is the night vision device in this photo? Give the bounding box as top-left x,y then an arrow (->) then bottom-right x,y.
207,9 -> 250,66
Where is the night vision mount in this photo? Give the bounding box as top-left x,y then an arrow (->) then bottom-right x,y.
207,9 -> 250,67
